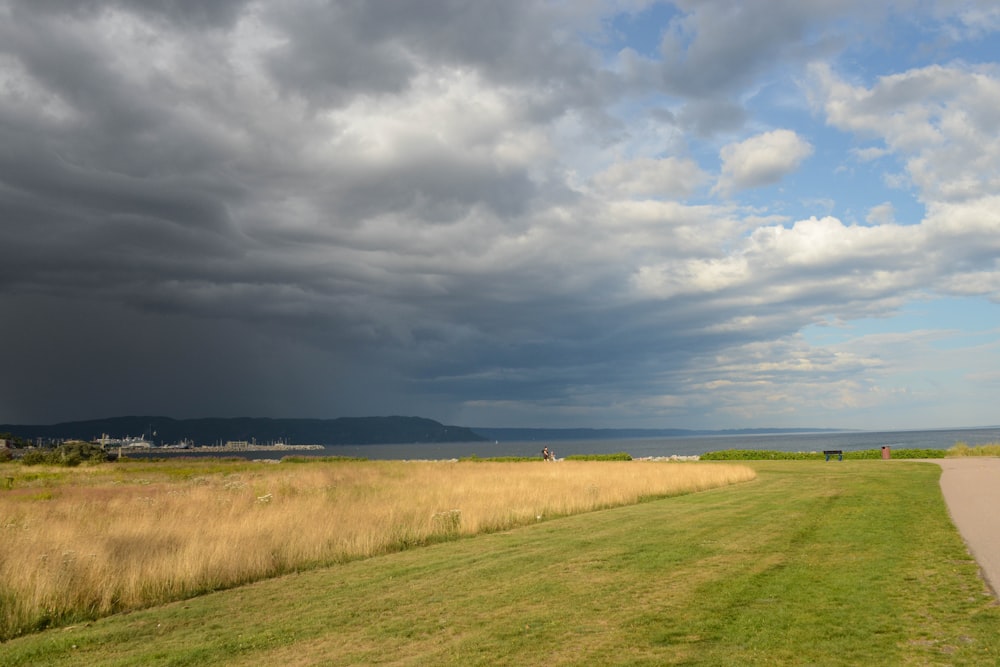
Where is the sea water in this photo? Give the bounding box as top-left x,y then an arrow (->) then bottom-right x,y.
127,426 -> 1000,461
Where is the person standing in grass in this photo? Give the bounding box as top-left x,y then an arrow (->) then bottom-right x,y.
542,446 -> 551,461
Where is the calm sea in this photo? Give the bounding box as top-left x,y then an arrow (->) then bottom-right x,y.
128,426 -> 1000,461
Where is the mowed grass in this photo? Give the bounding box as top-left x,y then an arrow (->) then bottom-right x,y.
0,458 -> 753,642
3,460 -> 998,665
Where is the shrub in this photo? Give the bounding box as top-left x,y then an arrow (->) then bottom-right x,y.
458,455 -> 538,462
701,448 -> 946,461
281,455 -> 368,463
19,442 -> 113,466
877,448 -> 946,459
19,451 -> 49,465
563,452 -> 633,461
700,449 -> 816,461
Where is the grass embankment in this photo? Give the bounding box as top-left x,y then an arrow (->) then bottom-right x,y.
702,442 -> 1000,460
701,448 -> 947,460
460,453 -> 634,462
0,459 -> 752,642
3,460 -> 999,665
950,442 -> 1000,457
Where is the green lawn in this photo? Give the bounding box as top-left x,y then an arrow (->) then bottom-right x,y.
3,461 -> 998,665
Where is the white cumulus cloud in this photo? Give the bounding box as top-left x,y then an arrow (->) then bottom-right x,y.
714,129 -> 813,195
593,156 -> 708,199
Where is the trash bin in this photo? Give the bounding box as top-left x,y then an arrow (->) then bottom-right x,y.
881,445 -> 891,460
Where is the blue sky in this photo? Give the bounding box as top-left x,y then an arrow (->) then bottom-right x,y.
1,1 -> 999,430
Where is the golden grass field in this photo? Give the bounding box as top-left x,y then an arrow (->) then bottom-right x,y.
0,458 -> 754,640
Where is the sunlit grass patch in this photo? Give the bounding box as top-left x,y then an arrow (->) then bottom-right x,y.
702,448 -> 947,460
0,458 -> 753,640
4,461 -> 998,666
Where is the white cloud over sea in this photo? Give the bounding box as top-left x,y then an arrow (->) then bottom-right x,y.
1,0 -> 999,430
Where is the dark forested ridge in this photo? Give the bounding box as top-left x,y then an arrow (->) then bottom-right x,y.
0,416 -> 486,446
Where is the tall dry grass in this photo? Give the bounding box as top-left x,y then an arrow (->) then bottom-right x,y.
948,441 -> 1000,457
0,459 -> 754,639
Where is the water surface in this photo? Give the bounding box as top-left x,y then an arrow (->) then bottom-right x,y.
126,426 -> 1000,461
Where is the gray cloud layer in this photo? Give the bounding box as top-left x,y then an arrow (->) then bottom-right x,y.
2,0 -> 999,428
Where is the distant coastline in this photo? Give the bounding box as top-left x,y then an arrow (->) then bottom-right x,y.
119,425 -> 1000,462
123,443 -> 325,453
471,426 -> 850,442
0,415 -> 484,447
5,415 -> 993,451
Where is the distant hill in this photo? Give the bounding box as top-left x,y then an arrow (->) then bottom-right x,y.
473,426 -> 847,442
0,416 -> 486,446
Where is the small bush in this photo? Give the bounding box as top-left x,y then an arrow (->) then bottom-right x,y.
280,455 -> 368,463
701,448 -> 946,461
19,451 -> 50,465
19,442 -> 113,466
458,455 -> 538,462
879,448 -> 947,459
701,449 -> 817,461
563,452 -> 633,461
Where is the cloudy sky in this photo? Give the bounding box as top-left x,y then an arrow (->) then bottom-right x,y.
2,0 -> 1000,430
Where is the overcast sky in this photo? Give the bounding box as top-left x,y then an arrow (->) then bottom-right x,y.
2,1 -> 1000,430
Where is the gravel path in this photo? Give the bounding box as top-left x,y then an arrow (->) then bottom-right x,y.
929,457 -> 1000,597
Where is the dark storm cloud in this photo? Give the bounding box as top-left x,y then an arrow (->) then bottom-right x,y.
655,0 -> 859,97
14,0 -> 252,28
264,0 -> 599,110
2,0 -> 998,430
315,156 -> 538,224
675,98 -> 747,136
0,293 -> 416,423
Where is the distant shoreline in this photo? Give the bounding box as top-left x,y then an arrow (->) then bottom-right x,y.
124,444 -> 325,453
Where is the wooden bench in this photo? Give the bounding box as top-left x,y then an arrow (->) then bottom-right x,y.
823,450 -> 843,461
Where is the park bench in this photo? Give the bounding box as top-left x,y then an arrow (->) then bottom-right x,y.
823,450 -> 843,461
